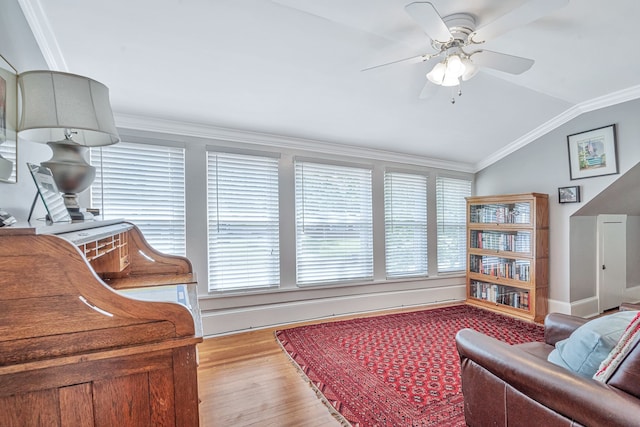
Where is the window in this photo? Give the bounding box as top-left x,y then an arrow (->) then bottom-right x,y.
436,176 -> 472,273
207,151 -> 280,291
91,142 -> 186,255
295,161 -> 373,285
384,171 -> 428,278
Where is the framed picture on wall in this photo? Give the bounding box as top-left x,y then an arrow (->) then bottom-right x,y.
558,186 -> 580,203
567,124 -> 618,180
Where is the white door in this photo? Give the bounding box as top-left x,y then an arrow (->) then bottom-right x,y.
597,215 -> 627,312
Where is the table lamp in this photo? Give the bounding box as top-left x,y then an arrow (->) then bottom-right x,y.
17,70 -> 120,220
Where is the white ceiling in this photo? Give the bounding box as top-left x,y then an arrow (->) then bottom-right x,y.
18,0 -> 640,171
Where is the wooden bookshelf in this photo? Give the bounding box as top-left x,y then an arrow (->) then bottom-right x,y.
466,193 -> 549,323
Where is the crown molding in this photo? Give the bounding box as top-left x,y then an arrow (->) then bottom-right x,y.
116,81 -> 640,176
114,113 -> 475,173
474,84 -> 640,172
18,0 -> 67,71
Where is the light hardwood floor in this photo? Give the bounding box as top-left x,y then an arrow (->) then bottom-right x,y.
197,304 -> 454,426
197,326 -> 340,426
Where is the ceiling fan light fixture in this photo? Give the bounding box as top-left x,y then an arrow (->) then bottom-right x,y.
427,53 -> 469,87
426,62 -> 446,84
461,57 -> 478,81
445,54 -> 465,78
441,73 -> 460,87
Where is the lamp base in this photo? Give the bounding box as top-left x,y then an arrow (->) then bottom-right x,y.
41,139 -> 96,196
42,139 -> 97,220
67,208 -> 94,221
62,194 -> 94,221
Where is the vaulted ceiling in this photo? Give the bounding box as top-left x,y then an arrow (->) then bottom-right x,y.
17,0 -> 640,171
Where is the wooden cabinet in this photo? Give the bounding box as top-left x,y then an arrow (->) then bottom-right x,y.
465,193 -> 549,323
0,220 -> 202,426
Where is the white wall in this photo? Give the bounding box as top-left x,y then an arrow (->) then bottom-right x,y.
570,216 -> 597,301
476,98 -> 640,315
0,0 -> 50,219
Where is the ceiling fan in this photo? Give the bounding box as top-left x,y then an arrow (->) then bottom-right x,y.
364,0 -> 569,103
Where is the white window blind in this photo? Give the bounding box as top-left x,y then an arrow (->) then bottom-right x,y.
384,171 -> 428,278
90,142 -> 186,256
295,161 -> 373,285
207,152 -> 280,291
436,176 -> 472,273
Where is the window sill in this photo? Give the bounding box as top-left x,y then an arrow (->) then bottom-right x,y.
199,273 -> 465,300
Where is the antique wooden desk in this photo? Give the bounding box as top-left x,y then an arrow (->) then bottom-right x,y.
0,219 -> 202,426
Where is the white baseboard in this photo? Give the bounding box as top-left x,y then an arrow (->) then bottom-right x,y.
569,297 -> 600,318
624,285 -> 640,303
567,287 -> 640,319
548,298 -> 572,316
202,285 -> 466,336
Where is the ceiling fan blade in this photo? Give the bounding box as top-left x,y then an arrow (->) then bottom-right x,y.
471,50 -> 534,74
405,2 -> 452,44
472,0 -> 569,43
362,53 -> 431,72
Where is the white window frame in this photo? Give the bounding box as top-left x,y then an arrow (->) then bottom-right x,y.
384,170 -> 428,278
206,150 -> 281,292
436,175 -> 472,273
90,141 -> 186,256
294,159 -> 374,286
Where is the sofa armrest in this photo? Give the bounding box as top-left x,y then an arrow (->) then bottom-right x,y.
543,312 -> 588,345
456,328 -> 640,427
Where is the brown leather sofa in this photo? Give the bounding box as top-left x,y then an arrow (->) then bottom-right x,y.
455,304 -> 640,427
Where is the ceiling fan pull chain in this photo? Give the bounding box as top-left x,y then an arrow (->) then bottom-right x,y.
451,84 -> 463,104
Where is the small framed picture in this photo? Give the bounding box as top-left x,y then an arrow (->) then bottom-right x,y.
567,124 -> 618,180
27,163 -> 71,223
558,186 -> 580,204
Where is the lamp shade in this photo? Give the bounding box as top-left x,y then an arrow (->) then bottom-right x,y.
17,70 -> 119,146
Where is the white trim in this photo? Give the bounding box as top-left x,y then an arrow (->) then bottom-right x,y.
17,0 -> 68,71
201,284 -> 466,336
114,113 -> 475,173
570,297 -> 599,318
568,288 -> 640,320
115,84 -> 640,176
475,84 -> 640,171
624,285 -> 640,304
548,297 -> 572,316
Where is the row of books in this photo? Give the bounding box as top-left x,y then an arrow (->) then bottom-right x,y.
470,230 -> 531,252
469,255 -> 531,281
469,203 -> 531,224
470,281 -> 530,310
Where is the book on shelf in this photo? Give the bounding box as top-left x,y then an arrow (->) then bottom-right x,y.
470,281 -> 530,310
469,255 -> 530,282
470,230 -> 531,253
470,203 -> 531,224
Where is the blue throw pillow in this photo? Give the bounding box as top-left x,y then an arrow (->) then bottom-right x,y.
547,311 -> 638,378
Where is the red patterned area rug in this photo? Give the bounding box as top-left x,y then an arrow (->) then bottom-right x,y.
275,304 -> 544,426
